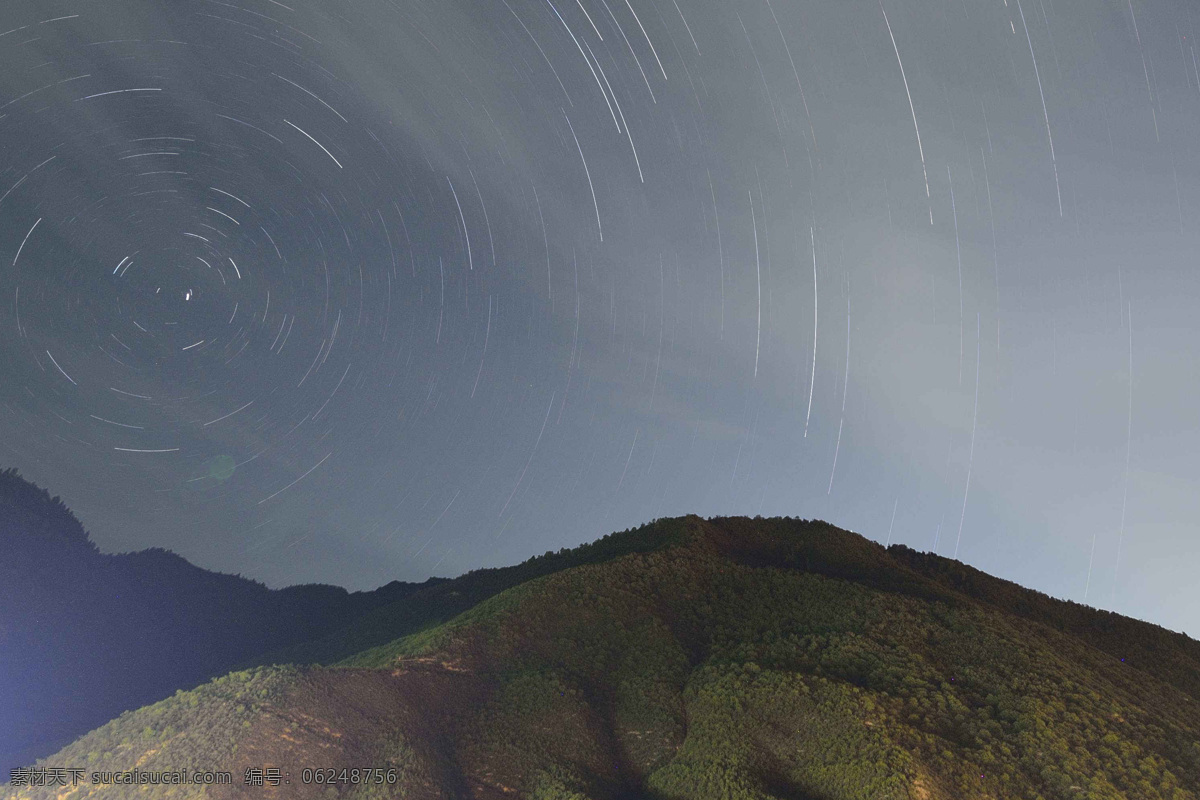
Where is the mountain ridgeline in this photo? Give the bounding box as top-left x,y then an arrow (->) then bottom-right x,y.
0,472 -> 1195,796
4,473 -> 1200,799
0,466 -> 679,769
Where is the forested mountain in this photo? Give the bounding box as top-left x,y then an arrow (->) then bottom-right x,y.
0,468 -> 441,767
7,514 -> 1198,799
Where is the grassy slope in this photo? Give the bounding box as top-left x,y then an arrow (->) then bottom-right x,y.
6,515 -> 1199,800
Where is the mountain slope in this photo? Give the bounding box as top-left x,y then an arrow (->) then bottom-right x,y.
7,515 -> 1198,800
240,516 -> 687,668
0,468 -> 435,767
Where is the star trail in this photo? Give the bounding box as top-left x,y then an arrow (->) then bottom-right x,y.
0,0 -> 1197,636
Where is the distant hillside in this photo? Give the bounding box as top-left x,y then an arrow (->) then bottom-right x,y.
9,515 -> 1198,800
0,468 -> 440,768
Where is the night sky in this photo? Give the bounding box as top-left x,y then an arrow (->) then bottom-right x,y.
1,0 -> 1196,636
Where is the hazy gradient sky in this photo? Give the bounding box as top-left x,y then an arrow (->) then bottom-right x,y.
1,0 -> 1197,636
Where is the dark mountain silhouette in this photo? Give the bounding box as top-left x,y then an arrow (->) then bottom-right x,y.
0,467 -> 444,768
6,513 -> 1200,799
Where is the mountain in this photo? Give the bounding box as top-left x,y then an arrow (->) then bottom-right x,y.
6,514 -> 1199,799
0,468 -> 444,768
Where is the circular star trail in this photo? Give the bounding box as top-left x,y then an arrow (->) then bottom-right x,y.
1,0 -> 1197,635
